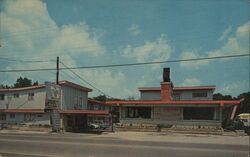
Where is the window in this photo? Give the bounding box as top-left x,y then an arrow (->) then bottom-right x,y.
183,107 -> 214,120
24,114 -> 35,121
0,114 -> 6,120
28,93 -> 34,101
0,94 -> 5,100
10,114 -> 15,119
173,93 -> 181,100
13,93 -> 19,98
126,107 -> 151,119
192,92 -> 207,98
37,114 -> 43,118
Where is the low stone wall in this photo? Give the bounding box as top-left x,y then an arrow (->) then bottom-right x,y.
0,123 -> 51,132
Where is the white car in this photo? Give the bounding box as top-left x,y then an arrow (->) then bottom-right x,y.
88,123 -> 100,129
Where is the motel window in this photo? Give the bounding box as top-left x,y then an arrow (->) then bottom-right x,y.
173,93 -> 181,100
24,114 -> 35,121
192,92 -> 207,98
0,114 -> 6,120
10,114 -> 15,119
13,93 -> 19,98
0,94 -> 4,100
183,107 -> 214,120
37,114 -> 43,118
126,107 -> 151,119
28,93 -> 34,101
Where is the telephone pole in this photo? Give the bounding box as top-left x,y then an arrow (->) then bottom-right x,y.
56,56 -> 59,84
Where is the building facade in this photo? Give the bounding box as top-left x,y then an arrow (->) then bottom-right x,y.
107,68 -> 242,129
0,81 -> 110,132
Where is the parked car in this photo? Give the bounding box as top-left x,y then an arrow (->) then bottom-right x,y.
88,123 -> 100,129
88,120 -> 109,130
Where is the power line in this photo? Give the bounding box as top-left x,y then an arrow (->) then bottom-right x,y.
0,53 -> 249,73
59,61 -> 113,98
0,57 -> 54,63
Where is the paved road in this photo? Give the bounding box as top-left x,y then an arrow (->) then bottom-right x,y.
0,133 -> 249,157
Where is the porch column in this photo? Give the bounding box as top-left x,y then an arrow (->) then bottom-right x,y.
219,107 -> 223,122
230,105 -> 238,120
180,108 -> 183,120
119,106 -> 122,119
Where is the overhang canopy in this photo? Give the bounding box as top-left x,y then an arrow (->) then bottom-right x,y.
106,99 -> 242,106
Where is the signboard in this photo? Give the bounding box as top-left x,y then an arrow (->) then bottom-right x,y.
45,82 -> 61,110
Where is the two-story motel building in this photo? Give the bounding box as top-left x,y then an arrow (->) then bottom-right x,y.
0,80 -> 110,132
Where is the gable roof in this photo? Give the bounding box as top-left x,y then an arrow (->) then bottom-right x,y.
138,85 -> 216,92
0,80 -> 92,92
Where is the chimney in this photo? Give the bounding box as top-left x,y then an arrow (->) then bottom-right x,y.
161,67 -> 173,101
163,68 -> 170,82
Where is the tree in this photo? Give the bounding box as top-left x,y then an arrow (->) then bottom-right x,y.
0,84 -> 11,89
14,77 -> 33,88
92,95 -> 107,102
127,96 -> 135,100
236,92 -> 250,114
33,81 -> 39,86
213,93 -> 235,100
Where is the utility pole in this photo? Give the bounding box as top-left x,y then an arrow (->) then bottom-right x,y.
56,56 -> 59,84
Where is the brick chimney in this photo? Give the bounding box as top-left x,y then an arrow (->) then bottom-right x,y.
161,68 -> 173,101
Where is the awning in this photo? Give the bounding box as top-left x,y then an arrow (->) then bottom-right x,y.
0,109 -> 44,113
59,109 -> 109,115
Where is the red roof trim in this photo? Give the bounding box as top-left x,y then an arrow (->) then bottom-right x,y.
59,109 -> 109,115
0,80 -> 92,92
88,99 -> 107,105
106,99 -> 241,106
138,87 -> 161,91
0,109 -> 44,113
173,86 -> 216,91
59,80 -> 92,92
0,85 -> 45,92
138,86 -> 216,92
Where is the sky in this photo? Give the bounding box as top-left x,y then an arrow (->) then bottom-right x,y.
0,0 -> 249,98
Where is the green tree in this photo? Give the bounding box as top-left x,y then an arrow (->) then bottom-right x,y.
33,81 -> 39,86
92,95 -> 107,102
236,92 -> 250,114
14,77 -> 32,88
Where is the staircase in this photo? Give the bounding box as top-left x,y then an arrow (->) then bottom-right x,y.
51,109 -> 61,132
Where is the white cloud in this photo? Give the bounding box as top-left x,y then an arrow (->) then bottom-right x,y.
218,25 -> 232,42
180,78 -> 202,86
179,50 -> 209,68
0,0 -> 130,99
128,24 -> 141,36
122,34 -> 171,63
180,21 -> 249,68
218,80 -> 249,96
1,0 -> 105,59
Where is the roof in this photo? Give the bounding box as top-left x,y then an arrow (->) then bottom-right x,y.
0,109 -> 44,113
138,85 -> 216,92
88,98 -> 107,105
59,109 -> 109,115
138,87 -> 161,91
173,86 -> 216,91
106,99 -> 242,106
0,80 -> 92,93
59,80 -> 92,92
0,85 -> 45,92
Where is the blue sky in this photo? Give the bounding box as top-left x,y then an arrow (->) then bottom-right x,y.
0,0 -> 249,98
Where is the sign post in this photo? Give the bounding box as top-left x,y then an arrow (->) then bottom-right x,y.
45,82 -> 61,132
